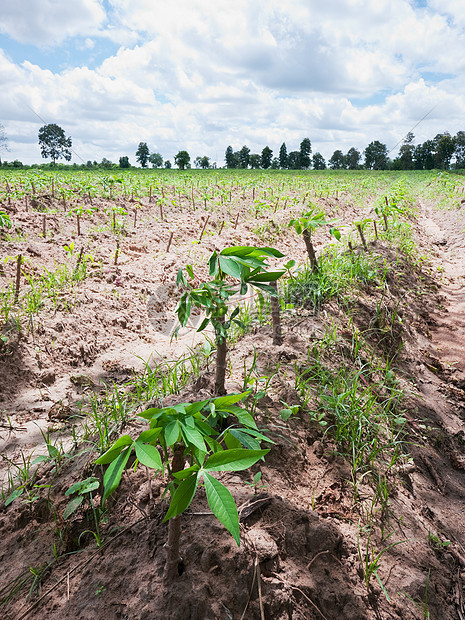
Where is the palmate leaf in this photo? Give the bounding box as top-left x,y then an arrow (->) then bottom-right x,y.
203,472 -> 240,545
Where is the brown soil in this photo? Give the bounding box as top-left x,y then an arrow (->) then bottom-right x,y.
1,187 -> 465,619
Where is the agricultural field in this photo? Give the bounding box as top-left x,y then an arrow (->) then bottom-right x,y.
1,167 -> 465,619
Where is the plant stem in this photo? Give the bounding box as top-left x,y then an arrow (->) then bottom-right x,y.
302,228 -> 319,272
163,444 -> 185,584
270,281 -> 283,345
356,224 -> 368,251
215,318 -> 228,396
14,254 -> 22,304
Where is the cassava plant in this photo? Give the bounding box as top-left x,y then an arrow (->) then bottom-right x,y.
289,207 -> 340,272
176,246 -> 286,395
95,392 -> 271,583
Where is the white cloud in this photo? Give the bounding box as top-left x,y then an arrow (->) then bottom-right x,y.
1,0 -> 465,164
0,0 -> 106,47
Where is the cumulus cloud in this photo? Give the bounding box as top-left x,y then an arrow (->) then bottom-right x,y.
0,0 -> 106,47
1,0 -> 465,163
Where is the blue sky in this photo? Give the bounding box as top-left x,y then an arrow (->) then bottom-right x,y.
0,0 -> 464,165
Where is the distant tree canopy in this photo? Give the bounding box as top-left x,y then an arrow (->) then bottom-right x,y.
239,145 -> 250,169
346,147 -> 361,170
455,131 -> 465,169
225,146 -> 236,169
312,152 -> 326,170
38,124 -> 72,164
299,138 -> 312,169
249,153 -> 261,169
279,142 -> 288,169
329,150 -> 345,170
364,140 -> 389,170
119,156 -> 130,168
148,152 -> 163,168
287,151 -> 301,169
261,146 -> 273,169
0,122 -> 8,165
135,142 -> 150,167
194,155 -> 210,169
174,150 -> 190,170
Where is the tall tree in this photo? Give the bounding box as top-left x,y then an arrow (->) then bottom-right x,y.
455,131 -> 465,169
194,155 -> 210,169
249,154 -> 261,169
329,150 -> 345,169
148,152 -> 163,168
299,138 -> 312,169
174,150 -> 190,170
346,147 -> 361,170
398,132 -> 415,170
413,141 -> 432,169
38,124 -> 72,164
136,142 -> 150,167
435,132 -> 456,169
364,140 -> 388,170
239,145 -> 250,169
261,146 -> 273,169
279,142 -> 288,169
0,122 -> 8,165
225,145 -> 237,168
287,151 -> 301,169
312,152 -> 326,170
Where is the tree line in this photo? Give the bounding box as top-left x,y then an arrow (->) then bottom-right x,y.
1,122 -> 464,171
224,132 -> 465,171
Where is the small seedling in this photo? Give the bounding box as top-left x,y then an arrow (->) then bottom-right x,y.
176,246 -> 285,395
279,402 -> 300,421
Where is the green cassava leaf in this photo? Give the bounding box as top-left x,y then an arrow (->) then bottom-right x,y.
134,442 -> 163,470
204,448 -> 269,472
63,495 -> 84,519
211,391 -> 251,408
163,473 -> 199,522
165,420 -> 180,446
95,435 -> 134,465
180,422 -> 207,452
137,428 -> 162,443
248,270 -> 285,283
102,448 -> 132,503
202,472 -> 240,545
176,269 -> 187,287
218,256 -> 244,279
228,429 -> 262,450
65,477 -> 99,497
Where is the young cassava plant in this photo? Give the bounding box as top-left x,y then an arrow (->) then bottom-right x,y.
95,391 -> 272,583
176,246 -> 286,395
289,207 -> 340,272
